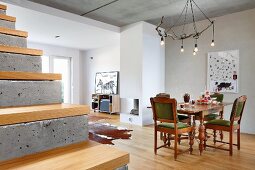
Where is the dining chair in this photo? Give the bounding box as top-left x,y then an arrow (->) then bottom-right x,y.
196,93 -> 224,121
205,93 -> 224,121
150,97 -> 194,160
204,95 -> 247,155
156,93 -> 190,144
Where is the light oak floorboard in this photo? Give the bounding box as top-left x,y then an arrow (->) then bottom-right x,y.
90,112 -> 255,170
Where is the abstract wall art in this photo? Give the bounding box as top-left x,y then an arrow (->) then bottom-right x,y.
207,50 -> 239,93
95,71 -> 118,94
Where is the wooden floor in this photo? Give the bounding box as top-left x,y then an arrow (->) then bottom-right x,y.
90,112 -> 255,170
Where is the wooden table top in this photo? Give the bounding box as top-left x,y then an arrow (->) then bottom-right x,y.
177,102 -> 233,114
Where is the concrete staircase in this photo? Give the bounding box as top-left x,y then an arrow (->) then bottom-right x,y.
0,4 -> 90,162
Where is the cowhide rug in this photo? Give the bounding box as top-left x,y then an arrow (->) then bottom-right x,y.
88,115 -> 132,145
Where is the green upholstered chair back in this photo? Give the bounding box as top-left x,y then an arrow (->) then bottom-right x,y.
210,93 -> 224,102
230,95 -> 247,124
150,97 -> 178,123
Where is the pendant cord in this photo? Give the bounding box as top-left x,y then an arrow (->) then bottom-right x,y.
191,0 -> 213,23
81,0 -> 120,16
190,0 -> 198,35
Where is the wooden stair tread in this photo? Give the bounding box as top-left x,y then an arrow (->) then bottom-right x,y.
0,4 -> 7,10
0,14 -> 15,22
0,71 -> 62,81
0,141 -> 129,170
0,27 -> 28,37
0,45 -> 43,56
0,104 -> 90,126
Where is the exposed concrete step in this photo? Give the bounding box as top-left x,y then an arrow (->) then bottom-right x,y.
0,10 -> 6,15
0,4 -> 7,10
0,52 -> 42,72
0,71 -> 62,81
0,141 -> 129,170
0,103 -> 89,127
0,45 -> 43,56
0,115 -> 89,162
0,27 -> 28,47
0,32 -> 27,47
0,14 -> 15,29
0,80 -> 62,107
0,27 -> 28,37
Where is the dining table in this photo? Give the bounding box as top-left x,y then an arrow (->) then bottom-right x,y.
177,102 -> 233,155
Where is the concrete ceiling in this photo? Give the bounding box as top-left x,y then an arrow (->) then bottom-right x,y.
26,0 -> 255,27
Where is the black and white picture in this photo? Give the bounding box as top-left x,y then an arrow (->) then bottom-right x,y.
207,50 -> 239,93
95,71 -> 118,94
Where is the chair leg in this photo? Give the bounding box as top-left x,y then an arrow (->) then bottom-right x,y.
167,134 -> 171,147
229,130 -> 233,156
189,131 -> 194,154
178,134 -> 181,144
154,128 -> 157,154
237,129 -> 241,150
213,130 -> 217,145
204,129 -> 207,150
220,130 -> 224,141
174,134 -> 178,160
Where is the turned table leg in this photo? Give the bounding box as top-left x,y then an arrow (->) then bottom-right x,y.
198,112 -> 205,155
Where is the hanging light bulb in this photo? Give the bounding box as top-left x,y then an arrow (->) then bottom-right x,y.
181,46 -> 184,52
180,39 -> 184,52
194,43 -> 198,52
160,37 -> 165,46
193,51 -> 196,55
211,21 -> 215,47
211,39 -> 215,47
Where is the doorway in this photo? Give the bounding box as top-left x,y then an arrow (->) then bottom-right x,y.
42,56 -> 72,103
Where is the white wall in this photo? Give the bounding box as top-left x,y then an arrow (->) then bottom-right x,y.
120,22 -> 165,125
80,44 -> 120,105
120,23 -> 143,100
165,9 -> 255,134
28,42 -> 82,104
142,22 -> 165,125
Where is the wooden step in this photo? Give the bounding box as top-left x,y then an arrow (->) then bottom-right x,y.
0,71 -> 62,81
0,4 -> 7,10
0,45 -> 43,56
0,104 -> 90,126
0,27 -> 28,37
0,141 -> 129,170
0,14 -> 15,22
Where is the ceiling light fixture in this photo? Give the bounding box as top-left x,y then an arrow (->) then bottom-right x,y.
156,0 -> 215,54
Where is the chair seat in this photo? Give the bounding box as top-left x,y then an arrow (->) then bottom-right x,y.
158,122 -> 188,129
177,114 -> 189,121
205,119 -> 238,127
205,113 -> 219,120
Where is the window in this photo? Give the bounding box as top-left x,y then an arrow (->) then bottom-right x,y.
41,56 -> 50,73
41,56 -> 72,103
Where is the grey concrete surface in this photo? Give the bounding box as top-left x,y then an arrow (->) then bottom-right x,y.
0,33 -> 27,47
0,115 -> 88,161
0,80 -> 62,107
27,0 -> 255,27
0,52 -> 42,72
0,19 -> 15,29
0,9 -> 6,14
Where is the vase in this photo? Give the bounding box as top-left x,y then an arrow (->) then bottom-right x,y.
183,93 -> 190,103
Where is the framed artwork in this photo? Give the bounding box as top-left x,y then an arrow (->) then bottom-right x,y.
95,71 -> 119,94
207,50 -> 239,93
